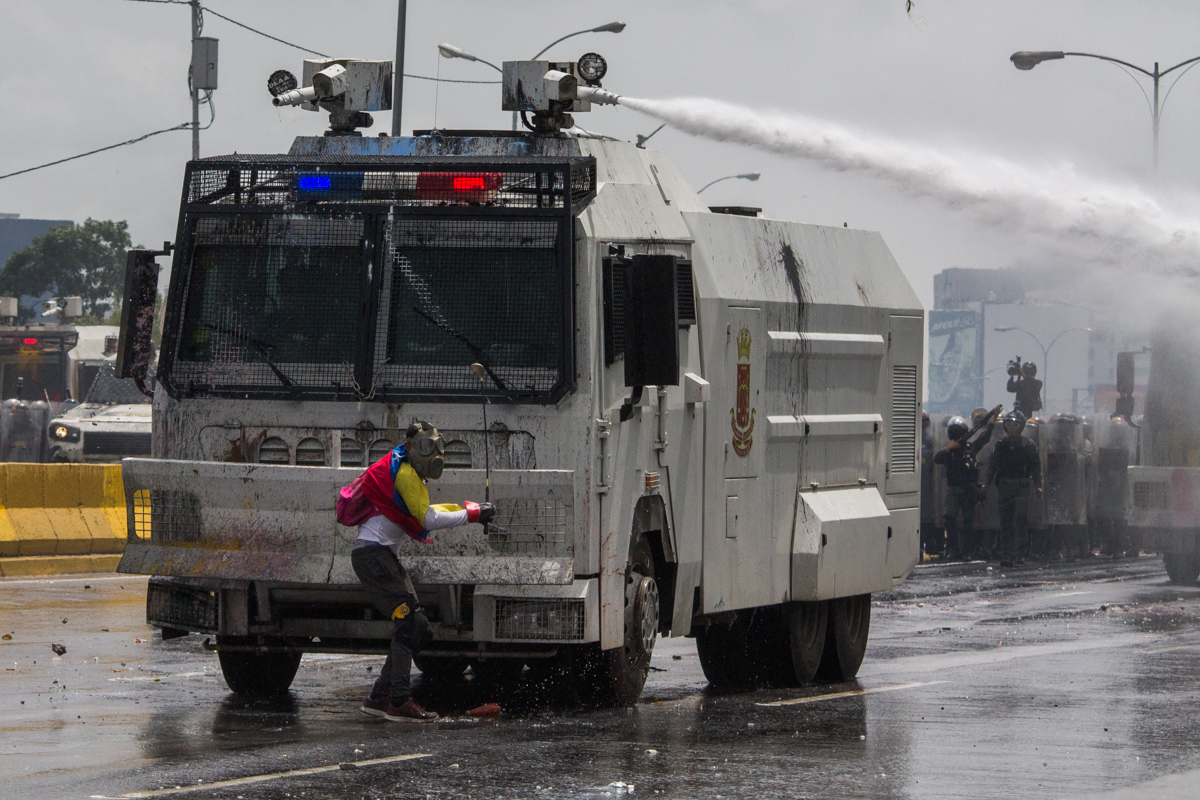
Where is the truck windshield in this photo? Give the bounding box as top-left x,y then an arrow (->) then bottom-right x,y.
378,219 -> 563,396
171,216 -> 363,391
85,363 -> 150,404
157,156 -> 593,403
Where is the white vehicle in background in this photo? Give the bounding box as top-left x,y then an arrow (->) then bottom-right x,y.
47,327 -> 151,463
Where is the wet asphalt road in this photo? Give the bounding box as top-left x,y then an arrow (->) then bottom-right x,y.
3,557 -> 1200,800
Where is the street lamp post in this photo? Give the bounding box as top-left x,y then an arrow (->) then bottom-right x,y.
696,172 -> 761,194
440,22 -> 626,131
994,325 -> 1091,415
1010,50 -> 1200,173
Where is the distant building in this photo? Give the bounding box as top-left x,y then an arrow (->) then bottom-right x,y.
0,213 -> 74,270
927,266 -> 1147,417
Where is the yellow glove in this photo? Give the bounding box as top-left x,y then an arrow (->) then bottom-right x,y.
391,603 -> 409,620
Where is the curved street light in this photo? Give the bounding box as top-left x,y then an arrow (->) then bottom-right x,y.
697,172 -> 761,194
994,325 -> 1091,414
441,23 -> 627,131
1010,50 -> 1200,172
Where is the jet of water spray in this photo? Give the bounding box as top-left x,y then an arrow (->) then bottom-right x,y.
618,95 -> 1200,317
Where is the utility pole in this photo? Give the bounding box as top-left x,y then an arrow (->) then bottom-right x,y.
392,0 -> 406,136
190,0 -> 201,160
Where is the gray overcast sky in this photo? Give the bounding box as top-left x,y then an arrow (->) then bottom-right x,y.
4,1 -> 1200,310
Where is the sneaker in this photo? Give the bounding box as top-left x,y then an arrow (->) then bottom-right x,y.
360,695 -> 389,718
384,699 -> 439,723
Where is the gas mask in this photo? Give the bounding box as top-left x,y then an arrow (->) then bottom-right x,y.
406,421 -> 446,480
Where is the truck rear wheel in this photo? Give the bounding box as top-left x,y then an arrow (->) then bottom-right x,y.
785,600 -> 829,685
587,535 -> 658,706
216,645 -> 302,697
817,594 -> 871,682
1163,552 -> 1200,585
695,611 -> 756,690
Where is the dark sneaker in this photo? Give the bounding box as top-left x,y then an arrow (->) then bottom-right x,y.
360,696 -> 389,718
385,699 -> 439,723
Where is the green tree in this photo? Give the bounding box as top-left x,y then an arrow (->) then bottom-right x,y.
0,218 -> 134,322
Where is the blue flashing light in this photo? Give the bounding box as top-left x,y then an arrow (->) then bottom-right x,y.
297,175 -> 332,192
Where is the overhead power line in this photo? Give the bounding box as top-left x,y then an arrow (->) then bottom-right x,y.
122,0 -> 499,82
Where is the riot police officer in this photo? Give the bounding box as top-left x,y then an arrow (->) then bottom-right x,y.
933,413 -> 995,561
983,411 -> 1043,566
1007,360 -> 1043,417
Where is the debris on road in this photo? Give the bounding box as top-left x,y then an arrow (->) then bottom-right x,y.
469,702 -> 502,717
50,643 -> 66,656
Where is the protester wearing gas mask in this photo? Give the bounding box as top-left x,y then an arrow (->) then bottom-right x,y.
341,420 -> 495,722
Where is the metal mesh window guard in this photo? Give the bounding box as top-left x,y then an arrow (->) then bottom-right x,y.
167,215 -> 364,396
376,218 -> 566,399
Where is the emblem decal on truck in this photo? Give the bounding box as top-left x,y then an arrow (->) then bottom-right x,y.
731,328 -> 755,457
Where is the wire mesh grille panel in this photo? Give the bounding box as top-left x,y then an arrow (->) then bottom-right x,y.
84,431 -> 152,456
132,490 -> 203,544
486,498 -> 570,557
494,597 -> 585,641
378,218 -> 565,398
1134,481 -> 1170,510
185,157 -> 596,211
147,581 -> 218,633
890,365 -> 918,474
168,215 -> 364,396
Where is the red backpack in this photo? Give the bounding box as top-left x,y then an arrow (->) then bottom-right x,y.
336,472 -> 376,527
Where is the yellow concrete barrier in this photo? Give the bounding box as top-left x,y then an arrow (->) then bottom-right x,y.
0,464 -> 128,577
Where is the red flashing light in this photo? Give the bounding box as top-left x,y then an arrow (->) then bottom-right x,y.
416,172 -> 503,201
23,338 -> 37,345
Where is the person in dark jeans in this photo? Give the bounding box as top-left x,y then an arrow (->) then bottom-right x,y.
933,412 -> 996,561
983,411 -> 1042,567
352,421 -> 494,722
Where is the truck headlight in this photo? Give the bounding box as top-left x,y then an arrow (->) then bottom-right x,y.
48,424 -> 81,443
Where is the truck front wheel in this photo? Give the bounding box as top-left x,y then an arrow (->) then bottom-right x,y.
817,594 -> 871,682
1163,552 -> 1200,585
216,644 -> 302,697
587,535 -> 658,706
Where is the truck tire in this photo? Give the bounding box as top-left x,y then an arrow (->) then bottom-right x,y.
1163,552 -> 1200,585
216,647 -> 302,697
816,594 -> 871,682
413,654 -> 470,680
785,600 -> 829,686
587,535 -> 659,705
695,610 -> 756,690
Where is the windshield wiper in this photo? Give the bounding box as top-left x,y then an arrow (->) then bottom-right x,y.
198,323 -> 297,389
410,307 -> 510,393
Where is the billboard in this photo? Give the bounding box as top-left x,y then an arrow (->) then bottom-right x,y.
927,310 -> 978,413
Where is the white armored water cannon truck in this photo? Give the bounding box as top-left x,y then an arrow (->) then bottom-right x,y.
114,55 -> 924,701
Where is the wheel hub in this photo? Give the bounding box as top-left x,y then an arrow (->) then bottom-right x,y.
635,576 -> 659,655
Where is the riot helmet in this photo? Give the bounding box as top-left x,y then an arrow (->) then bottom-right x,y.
1003,410 -> 1026,434
946,416 -> 969,441
1022,361 -> 1037,377
406,420 -> 446,479
971,407 -> 989,425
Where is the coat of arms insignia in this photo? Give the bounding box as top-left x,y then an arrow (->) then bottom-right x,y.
730,328 -> 755,457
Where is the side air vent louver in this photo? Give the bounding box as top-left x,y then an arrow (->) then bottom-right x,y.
295,437 -> 326,465
340,438 -> 364,468
676,260 -> 696,327
257,437 -> 290,464
889,365 -> 918,474
368,438 -> 395,464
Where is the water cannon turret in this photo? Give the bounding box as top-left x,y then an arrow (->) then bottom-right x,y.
268,59 -> 392,136
503,55 -> 621,134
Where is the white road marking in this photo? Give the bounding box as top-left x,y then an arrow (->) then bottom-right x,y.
1049,591 -> 1093,598
89,753 -> 431,798
108,671 -> 211,683
1145,642 -> 1200,654
756,680 -> 949,707
0,575 -> 148,587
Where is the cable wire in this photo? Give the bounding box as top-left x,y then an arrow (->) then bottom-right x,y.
0,123 -> 191,181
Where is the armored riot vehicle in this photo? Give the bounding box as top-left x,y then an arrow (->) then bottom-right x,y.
1127,325 -> 1200,584
115,56 -> 924,701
